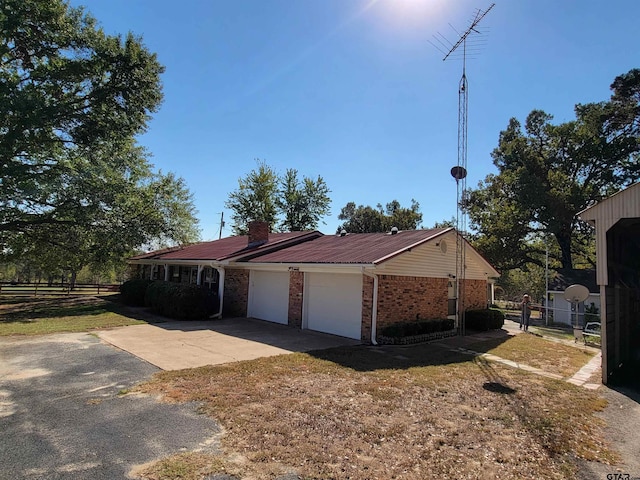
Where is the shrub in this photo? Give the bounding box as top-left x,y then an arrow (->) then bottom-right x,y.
120,279 -> 153,306
145,281 -> 216,320
381,318 -> 455,338
465,308 -> 505,331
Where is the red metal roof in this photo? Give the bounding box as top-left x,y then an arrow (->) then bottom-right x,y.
245,229 -> 449,264
129,231 -> 320,262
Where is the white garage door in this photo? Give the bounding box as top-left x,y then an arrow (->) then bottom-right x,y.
305,273 -> 362,339
247,270 -> 289,324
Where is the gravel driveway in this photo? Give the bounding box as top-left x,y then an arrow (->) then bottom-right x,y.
0,332 -> 221,480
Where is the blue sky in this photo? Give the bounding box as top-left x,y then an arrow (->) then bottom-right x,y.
69,0 -> 639,240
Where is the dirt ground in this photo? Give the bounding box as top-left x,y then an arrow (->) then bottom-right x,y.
578,385 -> 640,479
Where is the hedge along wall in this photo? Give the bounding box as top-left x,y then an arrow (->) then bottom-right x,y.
223,268 -> 249,317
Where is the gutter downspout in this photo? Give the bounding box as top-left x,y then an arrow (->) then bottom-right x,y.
371,274 -> 379,346
209,265 -> 225,319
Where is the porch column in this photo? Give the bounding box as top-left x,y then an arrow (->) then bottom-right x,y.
164,264 -> 169,281
215,267 -> 225,318
197,265 -> 204,286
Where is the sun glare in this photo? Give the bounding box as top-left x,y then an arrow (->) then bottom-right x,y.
369,0 -> 454,30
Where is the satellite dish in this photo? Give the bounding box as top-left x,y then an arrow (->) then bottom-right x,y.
563,284 -> 589,303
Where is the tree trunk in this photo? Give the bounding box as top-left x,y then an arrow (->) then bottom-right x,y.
556,231 -> 574,269
70,271 -> 77,291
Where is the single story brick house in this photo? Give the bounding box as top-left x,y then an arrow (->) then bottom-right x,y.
129,221 -> 500,343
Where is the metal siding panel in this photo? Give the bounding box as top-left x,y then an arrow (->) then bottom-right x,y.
381,233 -> 493,280
580,183 -> 640,286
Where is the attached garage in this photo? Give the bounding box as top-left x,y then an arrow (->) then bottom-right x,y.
131,224 -> 499,345
247,270 -> 289,324
304,272 -> 363,339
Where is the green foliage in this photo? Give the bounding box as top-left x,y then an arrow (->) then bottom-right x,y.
337,199 -> 422,233
120,279 -> 153,306
144,281 -> 216,320
277,168 -> 331,231
433,217 -> 457,228
0,0 -> 200,281
225,161 -> 331,234
380,318 -> 454,338
225,160 -> 279,235
464,309 -> 505,331
496,262 -> 549,303
466,69 -> 640,272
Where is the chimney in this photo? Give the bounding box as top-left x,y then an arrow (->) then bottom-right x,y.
248,221 -> 269,247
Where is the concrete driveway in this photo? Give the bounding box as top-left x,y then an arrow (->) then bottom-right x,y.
97,317 -> 359,370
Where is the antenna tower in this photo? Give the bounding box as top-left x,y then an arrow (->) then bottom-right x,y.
439,3 -> 495,336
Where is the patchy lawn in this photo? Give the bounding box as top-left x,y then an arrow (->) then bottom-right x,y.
136,340 -> 615,480
0,296 -> 148,335
465,333 -> 596,378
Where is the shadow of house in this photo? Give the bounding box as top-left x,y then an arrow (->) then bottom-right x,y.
579,183 -> 640,387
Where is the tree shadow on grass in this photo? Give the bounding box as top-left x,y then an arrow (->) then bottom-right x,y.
0,295 -> 161,325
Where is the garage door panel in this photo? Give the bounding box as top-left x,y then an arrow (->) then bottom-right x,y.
248,271 -> 289,324
306,273 -> 362,339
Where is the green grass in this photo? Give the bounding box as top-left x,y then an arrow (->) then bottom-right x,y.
0,297 -> 148,335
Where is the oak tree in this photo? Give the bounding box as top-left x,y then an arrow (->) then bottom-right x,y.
466,69 -> 640,271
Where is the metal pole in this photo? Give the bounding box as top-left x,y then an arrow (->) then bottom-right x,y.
545,235 -> 549,325
218,212 -> 224,240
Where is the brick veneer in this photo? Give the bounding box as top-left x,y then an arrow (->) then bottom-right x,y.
223,268 -> 249,317
375,275 -> 449,331
373,275 -> 490,338
288,270 -> 304,328
361,275 -> 374,342
248,220 -> 269,245
463,278 -> 488,310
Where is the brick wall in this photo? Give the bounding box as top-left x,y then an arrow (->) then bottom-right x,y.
361,275 -> 374,342
223,269 -> 249,317
248,220 -> 269,245
463,279 -> 488,310
288,270 -> 304,328
376,275 -> 449,330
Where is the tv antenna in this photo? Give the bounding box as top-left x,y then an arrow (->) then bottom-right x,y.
432,3 -> 495,336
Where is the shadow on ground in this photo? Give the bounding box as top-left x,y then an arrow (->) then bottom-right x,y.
307,329 -> 512,372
